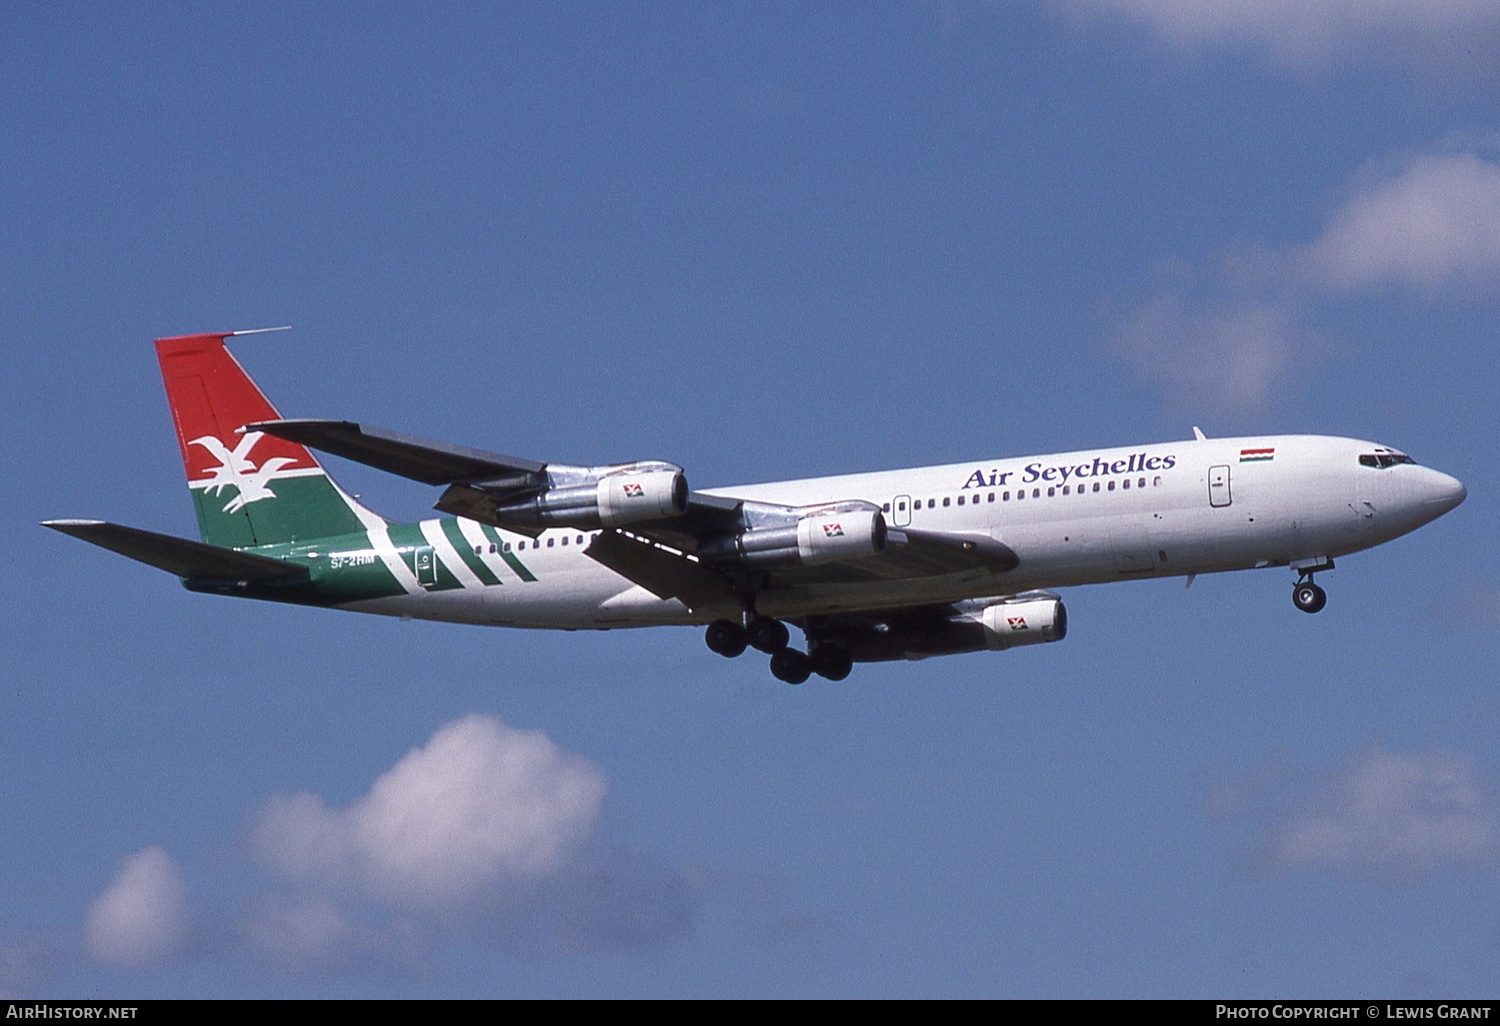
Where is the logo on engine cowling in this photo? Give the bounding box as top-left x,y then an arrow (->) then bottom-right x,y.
823,523 -> 845,538
622,483 -> 645,498
1007,616 -> 1028,630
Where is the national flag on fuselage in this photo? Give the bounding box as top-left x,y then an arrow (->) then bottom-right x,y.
1239,448 -> 1274,463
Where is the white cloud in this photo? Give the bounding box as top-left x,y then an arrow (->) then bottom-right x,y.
1111,146 -> 1500,410
1304,153 -> 1500,290
1223,748 -> 1500,883
1111,289 -> 1326,412
252,714 -> 608,911
1056,0 -> 1500,66
241,892 -> 420,975
83,847 -> 189,967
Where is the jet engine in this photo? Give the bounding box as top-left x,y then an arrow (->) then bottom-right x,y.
698,509 -> 887,567
438,462 -> 688,531
823,593 -> 1067,662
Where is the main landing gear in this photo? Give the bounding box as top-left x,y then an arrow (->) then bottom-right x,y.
1290,558 -> 1333,614
704,616 -> 853,684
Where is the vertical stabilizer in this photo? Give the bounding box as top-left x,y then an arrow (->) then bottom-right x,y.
155,332 -> 375,548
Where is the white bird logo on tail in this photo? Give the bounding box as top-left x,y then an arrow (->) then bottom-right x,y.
189,432 -> 300,513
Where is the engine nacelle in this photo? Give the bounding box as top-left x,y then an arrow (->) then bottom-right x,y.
823,594 -> 1068,662
699,510 -> 887,567
973,596 -> 1067,649
596,468 -> 689,526
472,463 -> 688,530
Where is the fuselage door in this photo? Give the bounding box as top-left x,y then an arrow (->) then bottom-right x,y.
1208,465 -> 1232,508
892,494 -> 912,528
414,545 -> 439,589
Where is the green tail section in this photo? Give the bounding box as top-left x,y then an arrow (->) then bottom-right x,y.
188,467 -> 368,549
156,332 -> 377,549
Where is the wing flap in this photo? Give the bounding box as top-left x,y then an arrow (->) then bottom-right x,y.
584,530 -> 739,611
42,520 -> 309,582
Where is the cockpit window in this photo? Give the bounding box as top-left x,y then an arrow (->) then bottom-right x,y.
1359,452 -> 1417,469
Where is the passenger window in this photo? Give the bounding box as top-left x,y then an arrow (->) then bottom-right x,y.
988,493 -> 995,503
1047,487 -> 1055,497
928,499 -> 936,509
957,495 -> 964,505
1092,482 -> 1100,493
561,537 -> 568,546
474,545 -> 483,555
1108,481 -> 1115,491
882,503 -> 890,512
1032,488 -> 1040,498
577,535 -> 585,544
943,497 -> 950,507
1016,490 -> 1024,501
1003,491 -> 1010,501
1123,479 -> 1130,490
547,538 -> 555,548
1154,476 -> 1161,487
1138,477 -> 1146,488
1062,485 -> 1070,495
503,542 -> 512,552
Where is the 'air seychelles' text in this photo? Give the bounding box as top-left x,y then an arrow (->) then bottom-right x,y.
963,452 -> 1178,489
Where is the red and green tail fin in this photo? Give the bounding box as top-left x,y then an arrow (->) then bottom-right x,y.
155,331 -> 375,549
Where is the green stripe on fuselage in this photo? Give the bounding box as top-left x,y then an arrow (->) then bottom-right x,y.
479,523 -> 537,582
441,518 -> 502,586
387,522 -> 465,592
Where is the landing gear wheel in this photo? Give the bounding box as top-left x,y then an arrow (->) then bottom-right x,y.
810,644 -> 853,681
705,619 -> 748,658
769,648 -> 812,685
748,616 -> 790,654
1292,582 -> 1327,614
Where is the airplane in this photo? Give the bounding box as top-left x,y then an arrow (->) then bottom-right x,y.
45,330 -> 1467,684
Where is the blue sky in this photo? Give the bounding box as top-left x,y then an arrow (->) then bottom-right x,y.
4,1 -> 1500,998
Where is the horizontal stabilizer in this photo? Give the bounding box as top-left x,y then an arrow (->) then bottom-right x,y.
42,520 -> 308,582
246,419 -> 546,486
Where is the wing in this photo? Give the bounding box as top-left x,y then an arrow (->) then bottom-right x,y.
242,419 -> 546,485
248,418 -> 1018,611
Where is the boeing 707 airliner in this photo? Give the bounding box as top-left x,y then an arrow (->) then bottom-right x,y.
45,331 -> 1466,683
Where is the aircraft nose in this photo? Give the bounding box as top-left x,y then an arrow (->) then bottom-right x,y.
1422,470 -> 1466,516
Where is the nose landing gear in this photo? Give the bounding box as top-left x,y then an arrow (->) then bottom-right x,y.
1292,580 -> 1327,614
1290,557 -> 1333,614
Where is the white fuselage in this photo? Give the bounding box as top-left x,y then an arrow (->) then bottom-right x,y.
347,434 -> 1465,630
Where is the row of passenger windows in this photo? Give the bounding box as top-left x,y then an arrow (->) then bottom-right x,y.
473,532 -> 596,556
884,476 -> 1164,515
